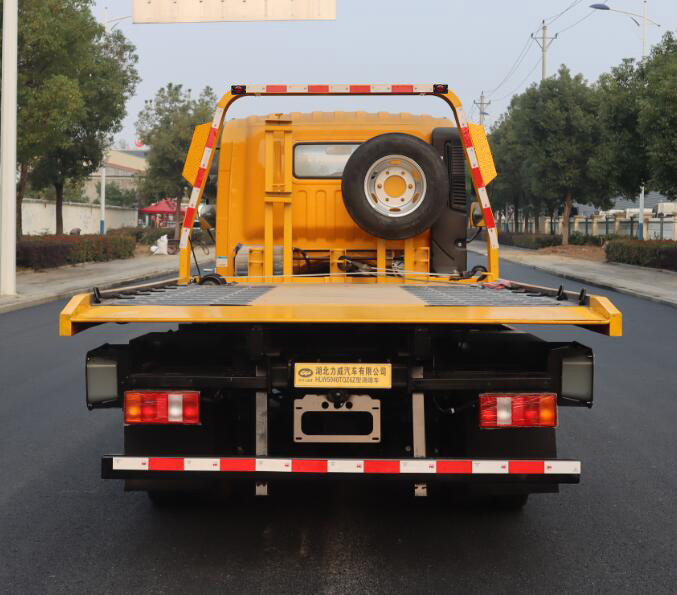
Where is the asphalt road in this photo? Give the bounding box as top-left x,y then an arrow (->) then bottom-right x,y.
1,259 -> 675,594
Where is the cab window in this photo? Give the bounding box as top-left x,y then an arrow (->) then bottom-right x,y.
294,144 -> 360,178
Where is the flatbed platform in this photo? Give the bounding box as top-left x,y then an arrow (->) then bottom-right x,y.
59,281 -> 621,336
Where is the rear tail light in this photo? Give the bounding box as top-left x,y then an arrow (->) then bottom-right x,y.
479,393 -> 557,428
124,391 -> 200,425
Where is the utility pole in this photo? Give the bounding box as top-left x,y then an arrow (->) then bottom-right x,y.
638,0 -> 648,239
99,162 -> 107,234
532,20 -> 558,81
0,0 -> 18,296
474,91 -> 491,126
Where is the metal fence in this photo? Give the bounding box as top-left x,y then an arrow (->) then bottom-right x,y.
497,215 -> 676,241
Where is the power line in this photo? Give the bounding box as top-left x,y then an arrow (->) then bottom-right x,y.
545,0 -> 585,25
492,57 -> 542,102
554,10 -> 595,34
486,36 -> 535,96
484,1 -> 590,105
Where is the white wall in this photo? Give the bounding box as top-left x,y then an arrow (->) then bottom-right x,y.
22,198 -> 138,235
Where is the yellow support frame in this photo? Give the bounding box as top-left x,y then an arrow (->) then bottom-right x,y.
178,86 -> 500,284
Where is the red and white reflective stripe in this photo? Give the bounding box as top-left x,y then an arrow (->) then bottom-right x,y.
455,106 -> 498,250
111,457 -> 581,475
245,84 -> 436,94
179,105 -> 226,249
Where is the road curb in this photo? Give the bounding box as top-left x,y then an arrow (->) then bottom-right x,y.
468,246 -> 677,309
0,266 -> 179,316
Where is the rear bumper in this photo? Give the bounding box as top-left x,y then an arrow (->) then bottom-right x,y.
102,456 -> 580,484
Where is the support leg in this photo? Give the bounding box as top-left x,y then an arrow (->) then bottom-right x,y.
255,364 -> 268,496
411,366 -> 427,497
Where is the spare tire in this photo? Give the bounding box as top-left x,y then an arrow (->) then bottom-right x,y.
341,133 -> 449,240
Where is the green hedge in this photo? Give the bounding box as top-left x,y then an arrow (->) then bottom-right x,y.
17,234 -> 135,270
605,239 -> 677,271
496,231 -> 619,249
497,232 -> 562,249
108,226 -> 210,246
108,226 -> 175,245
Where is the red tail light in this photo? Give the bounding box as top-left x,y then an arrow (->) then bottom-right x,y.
479,393 -> 557,428
124,391 -> 200,425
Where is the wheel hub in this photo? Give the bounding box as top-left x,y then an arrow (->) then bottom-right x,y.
364,155 -> 427,218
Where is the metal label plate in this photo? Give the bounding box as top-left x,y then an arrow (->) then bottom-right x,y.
294,363 -> 392,389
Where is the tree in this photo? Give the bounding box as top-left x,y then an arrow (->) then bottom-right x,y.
136,84 -> 218,236
639,31 -> 677,199
0,0 -> 95,235
26,1 -> 139,234
511,67 -> 612,244
593,58 -> 650,201
489,110 -> 538,231
94,182 -> 138,207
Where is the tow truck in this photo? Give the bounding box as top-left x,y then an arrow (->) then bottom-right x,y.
60,84 -> 621,507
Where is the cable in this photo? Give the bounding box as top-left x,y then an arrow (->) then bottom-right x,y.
492,55 -> 542,102
555,10 -> 595,34
486,36 -> 535,96
545,0 -> 585,25
485,0 -> 586,101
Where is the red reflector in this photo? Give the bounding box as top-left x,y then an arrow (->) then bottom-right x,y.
363,460 -> 399,474
220,458 -> 256,472
292,459 -> 328,473
479,394 -> 557,428
433,83 -> 448,94
391,84 -> 414,93
437,460 -> 473,474
124,391 -> 200,425
149,457 -> 184,471
231,84 -> 245,95
509,460 -> 545,474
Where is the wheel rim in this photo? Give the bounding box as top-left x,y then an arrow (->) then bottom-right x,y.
363,154 -> 427,218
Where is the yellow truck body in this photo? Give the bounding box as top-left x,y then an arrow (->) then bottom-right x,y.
61,85 -> 621,506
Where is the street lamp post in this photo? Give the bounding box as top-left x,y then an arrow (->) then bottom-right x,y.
98,8 -> 132,235
591,1 -> 661,240
0,0 -> 18,296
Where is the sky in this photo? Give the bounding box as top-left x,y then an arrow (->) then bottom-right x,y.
95,0 -> 677,147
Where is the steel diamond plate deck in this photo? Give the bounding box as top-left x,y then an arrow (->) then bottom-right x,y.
403,285 -> 571,307
99,284 -> 273,306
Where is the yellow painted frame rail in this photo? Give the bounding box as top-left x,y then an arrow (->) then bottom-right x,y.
60,288 -> 622,337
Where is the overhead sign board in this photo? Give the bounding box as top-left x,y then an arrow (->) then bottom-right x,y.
132,0 -> 336,23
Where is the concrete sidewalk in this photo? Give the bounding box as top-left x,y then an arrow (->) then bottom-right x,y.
0,248 -> 214,315
469,242 -> 677,307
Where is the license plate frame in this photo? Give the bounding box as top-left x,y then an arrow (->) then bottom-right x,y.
293,394 -> 381,443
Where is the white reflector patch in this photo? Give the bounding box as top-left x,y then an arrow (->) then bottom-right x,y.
473,460 -> 509,474
184,458 -> 220,471
113,457 -> 148,471
256,458 -> 292,472
545,460 -> 581,474
496,396 -> 512,426
400,460 -> 436,474
328,459 -> 363,473
167,394 -> 183,422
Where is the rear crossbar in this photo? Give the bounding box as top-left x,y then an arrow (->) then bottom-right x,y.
103,456 -> 580,484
